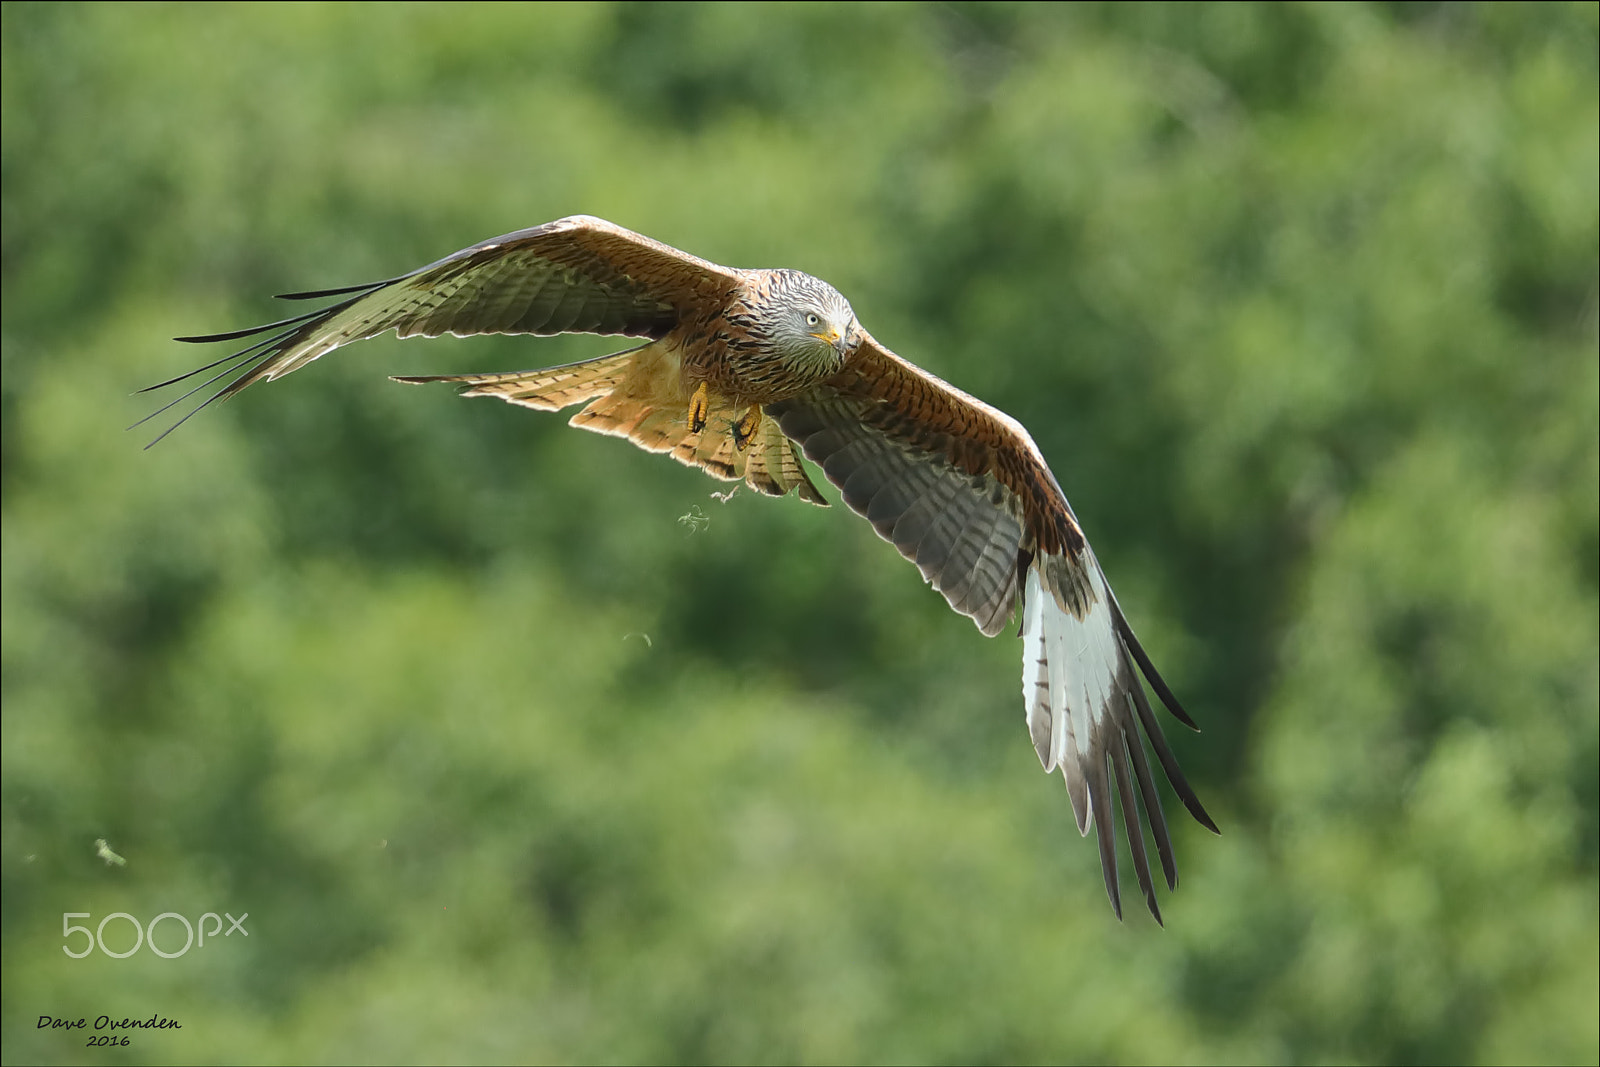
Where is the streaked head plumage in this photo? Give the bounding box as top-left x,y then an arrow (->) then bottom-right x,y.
765,269 -> 859,371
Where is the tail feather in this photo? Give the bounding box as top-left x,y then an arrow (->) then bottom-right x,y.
624,407 -> 686,454
745,415 -> 829,504
393,344 -> 644,412
571,391 -> 666,441
398,341 -> 828,506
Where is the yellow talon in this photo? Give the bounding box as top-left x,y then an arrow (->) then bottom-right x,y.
688,382 -> 710,434
732,404 -> 761,451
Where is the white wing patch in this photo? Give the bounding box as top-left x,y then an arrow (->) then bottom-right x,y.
1020,560 -> 1118,835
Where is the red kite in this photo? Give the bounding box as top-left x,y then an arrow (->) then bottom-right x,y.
147,215 -> 1216,921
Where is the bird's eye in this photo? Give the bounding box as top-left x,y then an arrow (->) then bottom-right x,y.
805,313 -> 820,327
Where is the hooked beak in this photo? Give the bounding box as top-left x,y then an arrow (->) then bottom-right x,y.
811,327 -> 851,358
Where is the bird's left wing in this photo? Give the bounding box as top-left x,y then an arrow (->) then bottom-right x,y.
139,216 -> 744,444
766,333 -> 1216,921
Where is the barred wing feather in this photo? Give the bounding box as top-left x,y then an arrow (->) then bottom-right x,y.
769,334 -> 1216,922
138,216 -> 743,445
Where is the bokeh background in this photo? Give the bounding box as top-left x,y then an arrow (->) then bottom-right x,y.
3,3 -> 1596,1064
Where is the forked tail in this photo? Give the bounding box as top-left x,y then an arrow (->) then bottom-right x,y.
395,342 -> 827,505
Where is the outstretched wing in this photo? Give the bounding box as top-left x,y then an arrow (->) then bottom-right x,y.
766,333 -> 1217,922
139,215 -> 746,444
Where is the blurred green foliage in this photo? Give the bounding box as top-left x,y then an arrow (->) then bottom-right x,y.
3,3 -> 1596,1063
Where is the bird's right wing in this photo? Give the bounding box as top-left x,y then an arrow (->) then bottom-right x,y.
768,331 -> 1216,922
139,215 -> 745,444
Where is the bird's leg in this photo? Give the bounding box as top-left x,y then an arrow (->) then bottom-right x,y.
688,382 -> 710,434
731,404 -> 762,451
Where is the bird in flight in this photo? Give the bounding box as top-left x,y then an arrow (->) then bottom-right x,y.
144,215 -> 1217,921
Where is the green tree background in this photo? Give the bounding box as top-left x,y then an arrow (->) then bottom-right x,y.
3,3 -> 1595,1063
